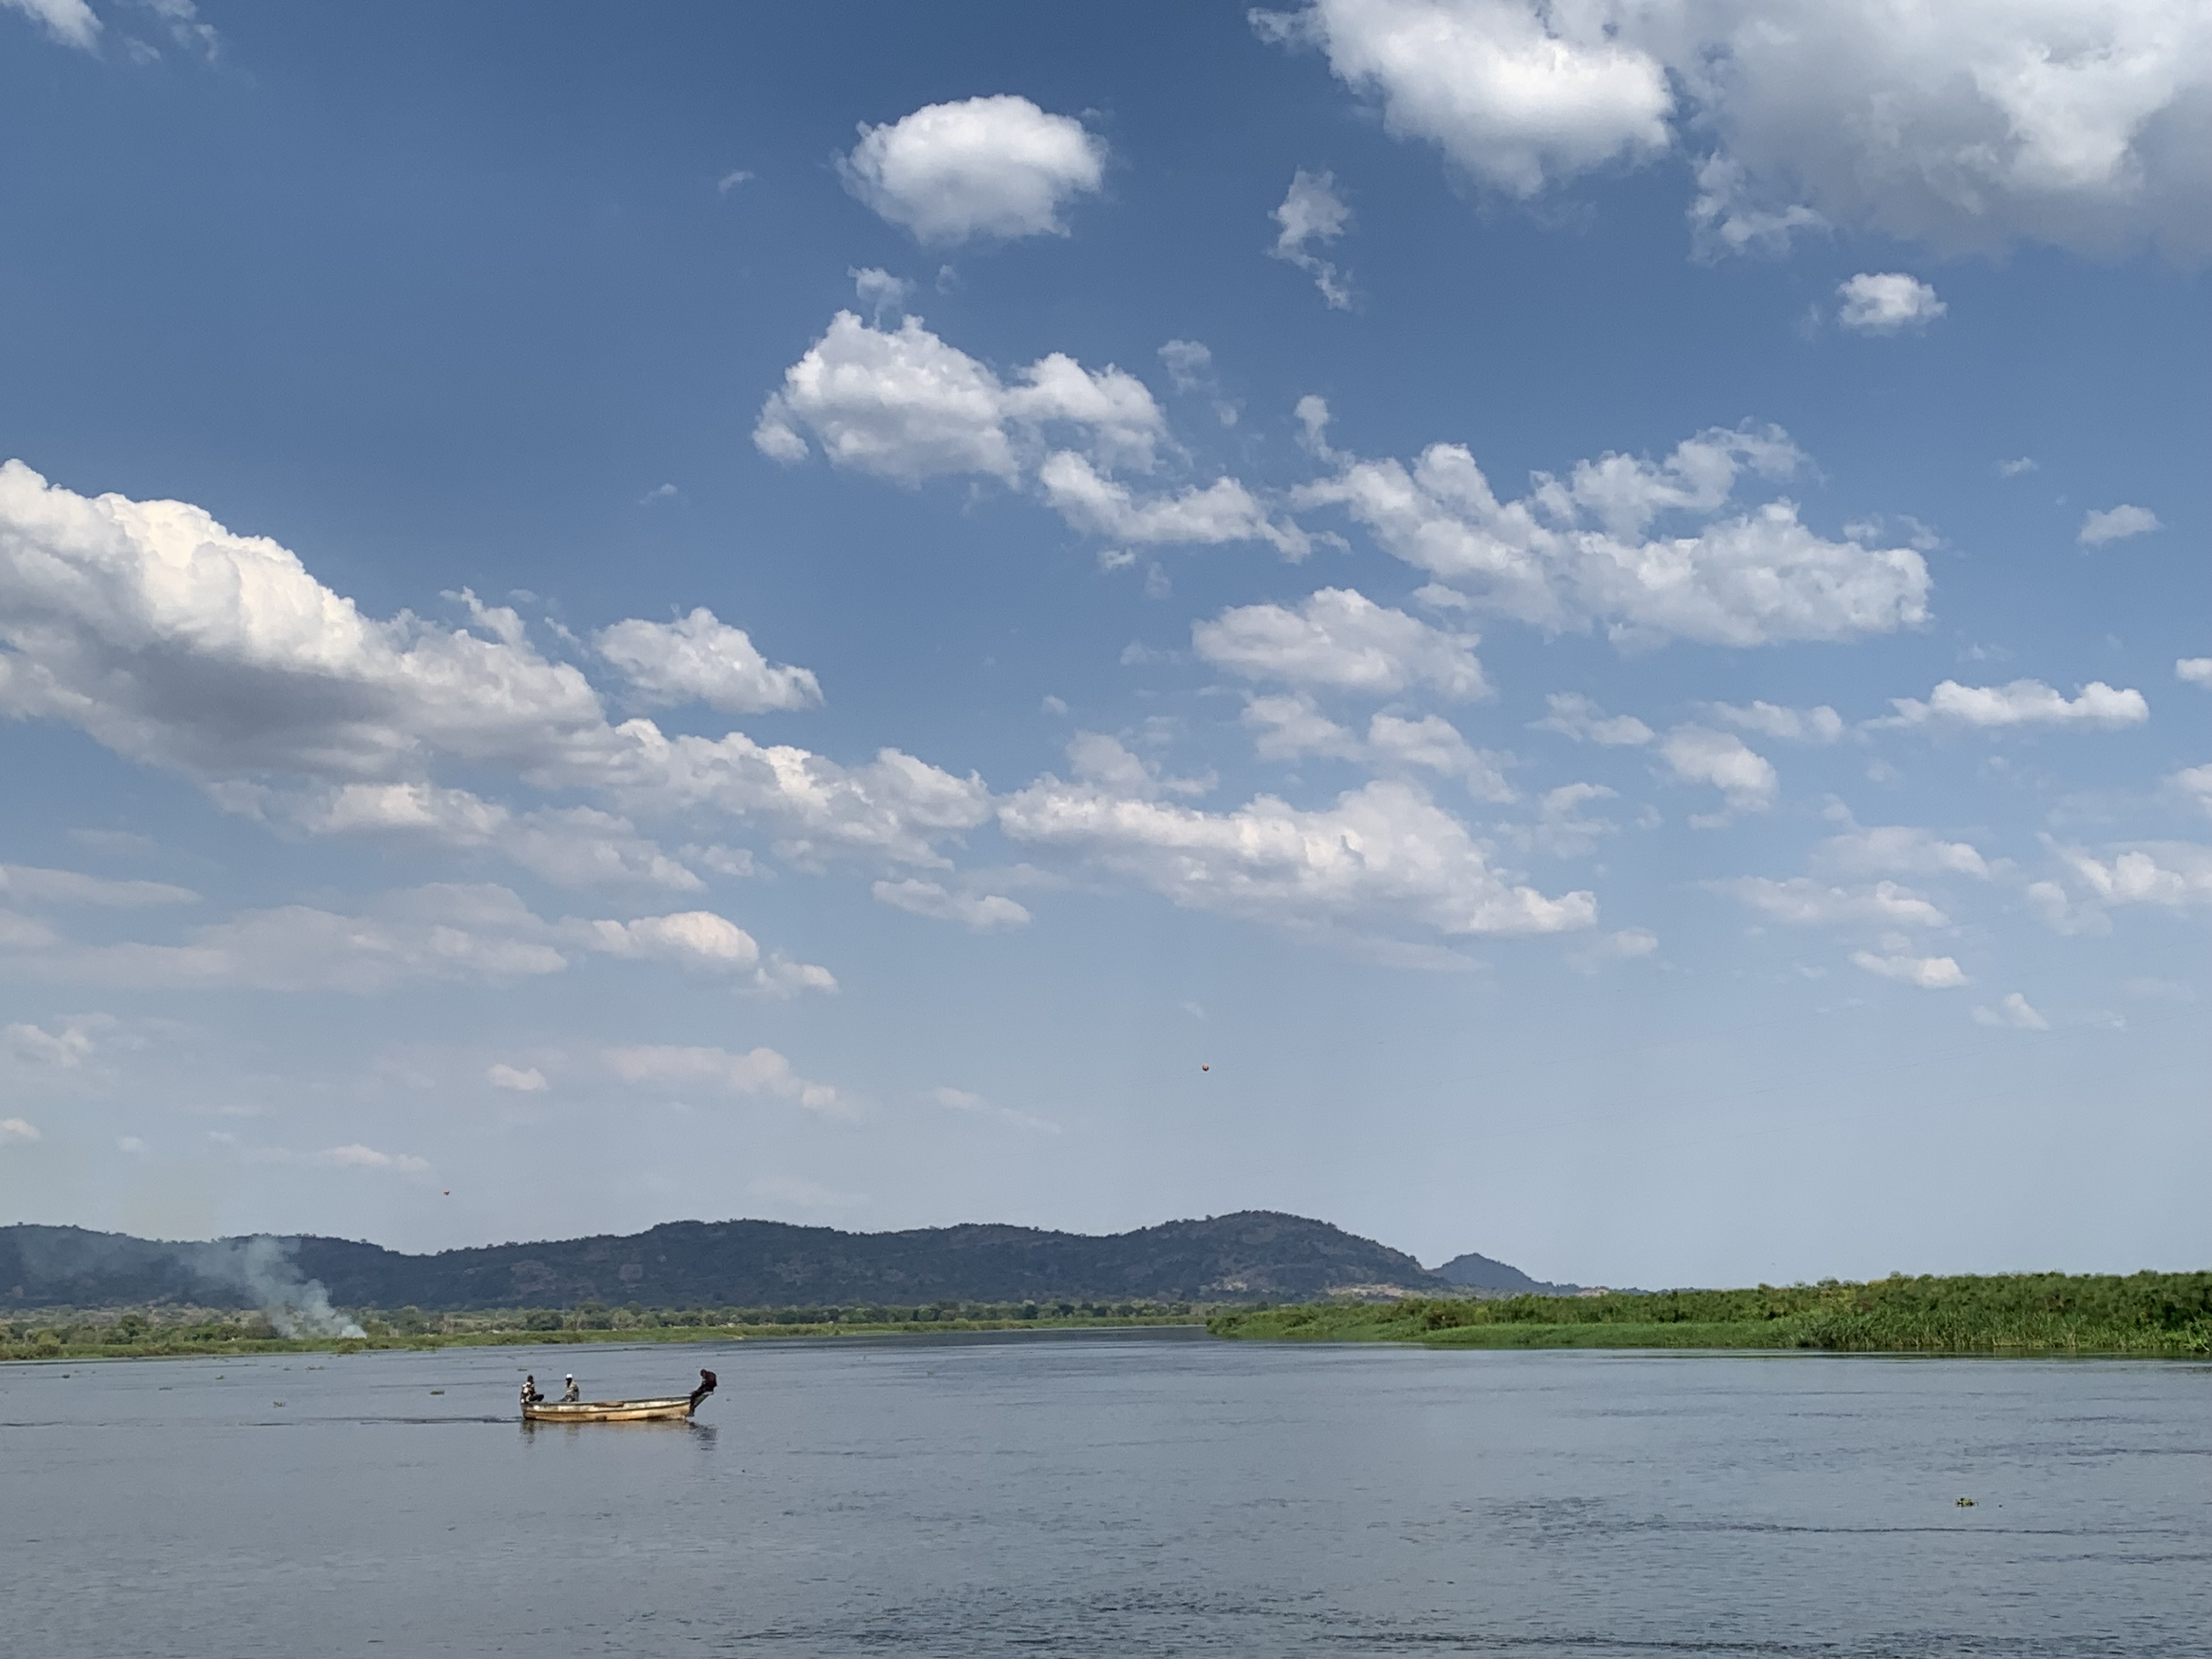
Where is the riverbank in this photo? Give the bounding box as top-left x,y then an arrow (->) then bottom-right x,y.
19,1269 -> 2211,1363
2,1310 -> 1204,1364
1210,1271 -> 2212,1356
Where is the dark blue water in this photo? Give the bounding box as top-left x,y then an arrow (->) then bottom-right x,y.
4,1333 -> 2208,1656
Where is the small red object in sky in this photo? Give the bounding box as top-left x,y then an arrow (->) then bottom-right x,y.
1200,1064 -> 1210,1071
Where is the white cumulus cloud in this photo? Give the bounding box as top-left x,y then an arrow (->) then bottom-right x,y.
2050,842 -> 2212,911
1038,452 -> 1306,555
596,608 -> 821,714
2,0 -> 100,50
754,312 -> 1163,482
1271,168 -> 1355,308
999,761 -> 1593,946
2168,764 -> 2212,819
582,910 -> 759,967
1240,692 -> 1361,763
2,1016 -> 103,1069
1363,713 -> 1516,800
308,1143 -> 432,1176
1295,394 -> 1339,460
2078,504 -> 2162,546
603,1043 -> 845,1116
1813,826 -> 1992,881
1264,0 -> 2212,261
0,459 -> 994,877
839,95 -> 1106,245
1158,338 -> 1215,393
291,785 -> 702,891
1567,925 -> 1659,973
754,316 -> 1306,555
487,1063 -> 548,1092
2177,658 -> 2212,688
1507,781 -> 1620,860
1661,726 -> 1778,812
0,461 -> 608,780
1884,679 -> 2149,729
1295,425 -> 1930,647
872,878 -> 1032,931
1059,732 -> 1215,803
849,266 -> 913,323
1238,696 -> 1513,800
1678,0 -> 2212,259
0,1115 -> 40,1144
1705,701 -> 1844,743
1714,877 -> 1950,930
1836,273 -> 1946,333
1974,991 -> 2050,1030
1193,588 -> 1488,698
582,911 -> 836,995
588,727 -> 991,871
1260,0 -> 1671,197
1533,693 -> 1653,747
1852,950 -> 1969,989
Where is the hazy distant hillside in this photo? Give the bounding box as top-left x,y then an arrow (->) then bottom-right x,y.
1,1211 -> 1455,1312
1432,1251 -> 1582,1296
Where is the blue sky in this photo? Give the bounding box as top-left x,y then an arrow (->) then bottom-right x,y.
1,0 -> 2205,1285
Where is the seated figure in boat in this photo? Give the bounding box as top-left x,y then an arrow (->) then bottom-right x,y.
521,1374 -> 544,1405
561,1374 -> 581,1403
690,1369 -> 717,1408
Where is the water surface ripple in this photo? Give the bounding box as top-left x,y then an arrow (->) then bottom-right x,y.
5,1333 -> 2208,1656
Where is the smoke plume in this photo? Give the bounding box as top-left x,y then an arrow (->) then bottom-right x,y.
7,1226 -> 365,1336
184,1237 -> 365,1338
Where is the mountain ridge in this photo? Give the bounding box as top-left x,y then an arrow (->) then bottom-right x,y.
1431,1250 -> 1585,1296
1,1211 -> 1479,1312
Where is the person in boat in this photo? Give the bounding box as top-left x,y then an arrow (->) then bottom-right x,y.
521,1374 -> 544,1405
561,1374 -> 581,1403
689,1369 -> 717,1408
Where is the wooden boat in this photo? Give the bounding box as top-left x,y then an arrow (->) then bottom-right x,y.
521,1368 -> 715,1424
522,1394 -> 699,1424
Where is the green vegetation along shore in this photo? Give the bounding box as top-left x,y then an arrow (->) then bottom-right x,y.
1209,1272 -> 2212,1356
2,1299 -> 1202,1363
18,1273 -> 2212,1364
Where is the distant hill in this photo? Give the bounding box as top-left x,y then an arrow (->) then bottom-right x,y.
0,1212 -> 1457,1313
1432,1251 -> 1583,1296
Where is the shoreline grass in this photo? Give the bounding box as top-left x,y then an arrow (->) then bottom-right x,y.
1210,1272 -> 2212,1357
2,1311 -> 1205,1365
18,1271 -> 2212,1364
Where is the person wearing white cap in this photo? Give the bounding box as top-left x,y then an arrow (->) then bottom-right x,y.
561,1374 -> 580,1403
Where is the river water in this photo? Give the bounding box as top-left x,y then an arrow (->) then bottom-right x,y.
4,1331 -> 2208,1657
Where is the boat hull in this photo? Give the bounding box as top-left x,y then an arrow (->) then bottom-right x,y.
522,1396 -> 696,1424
